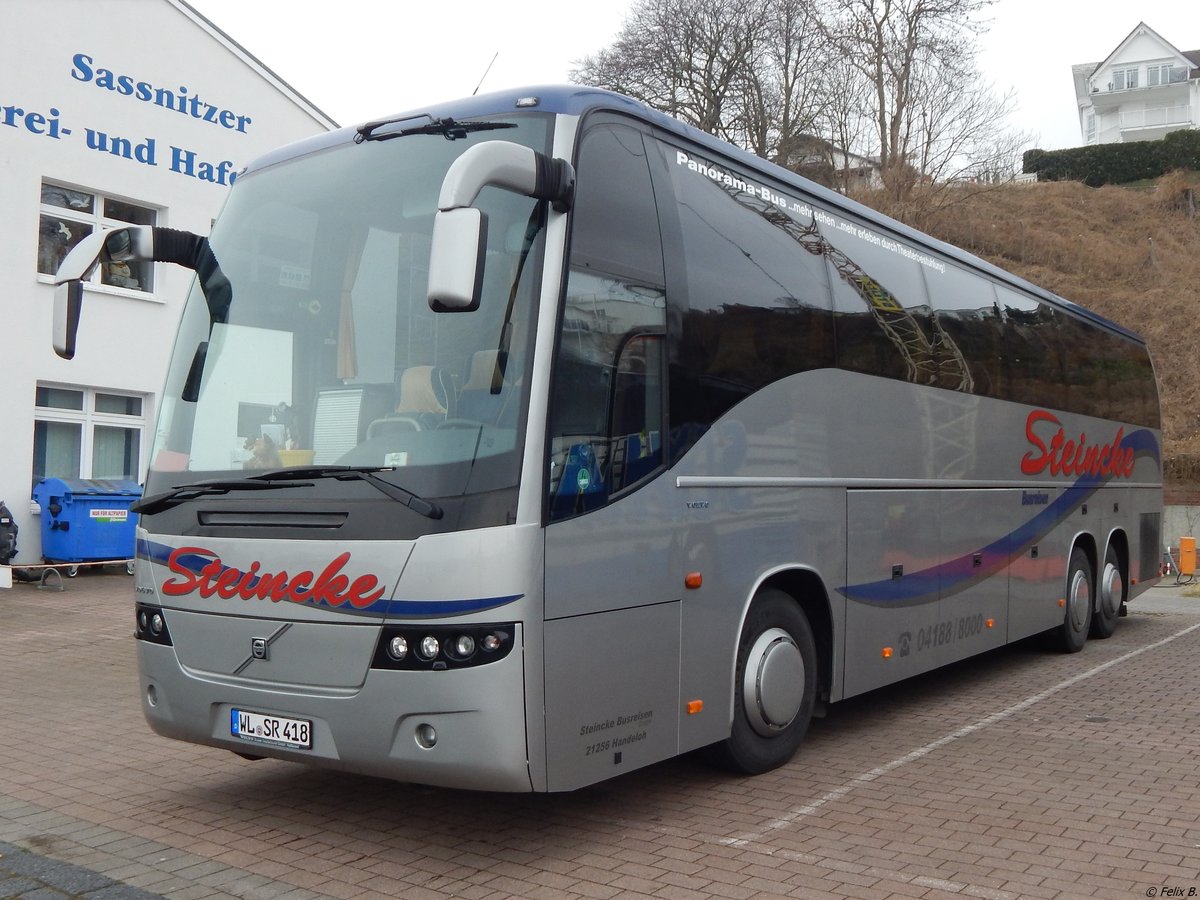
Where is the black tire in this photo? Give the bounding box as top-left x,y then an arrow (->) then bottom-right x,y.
1091,544 -> 1123,639
707,589 -> 817,774
1057,546 -> 1093,653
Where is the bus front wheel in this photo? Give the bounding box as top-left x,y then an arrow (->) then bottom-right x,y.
709,589 -> 816,774
1058,547 -> 1094,653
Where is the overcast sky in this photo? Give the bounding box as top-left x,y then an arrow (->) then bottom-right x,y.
188,0 -> 1196,152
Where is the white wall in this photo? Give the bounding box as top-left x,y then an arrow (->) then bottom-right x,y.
0,0 -> 334,564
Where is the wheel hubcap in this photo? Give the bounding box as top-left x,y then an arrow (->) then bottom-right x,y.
742,628 -> 805,737
1100,562 -> 1123,618
1069,570 -> 1091,631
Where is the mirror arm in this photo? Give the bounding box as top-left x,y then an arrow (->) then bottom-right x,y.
437,142 -> 574,214
149,227 -> 231,323
51,225 -> 229,360
428,141 -> 573,312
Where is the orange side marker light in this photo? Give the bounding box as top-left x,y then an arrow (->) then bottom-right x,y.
985,618 -> 995,629
684,572 -> 703,590
1058,598 -> 1066,608
882,647 -> 893,659
687,700 -> 704,715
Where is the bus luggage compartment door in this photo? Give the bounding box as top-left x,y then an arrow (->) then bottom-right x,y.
843,490 -> 942,697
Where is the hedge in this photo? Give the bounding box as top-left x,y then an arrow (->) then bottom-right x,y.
1023,129 -> 1200,186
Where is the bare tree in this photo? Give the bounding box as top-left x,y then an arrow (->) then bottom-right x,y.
820,0 -> 994,193
572,0 -> 766,138
731,0 -> 832,165
908,51 -> 1031,186
575,0 -> 1027,202
817,52 -> 878,193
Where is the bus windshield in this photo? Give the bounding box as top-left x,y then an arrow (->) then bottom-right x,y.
146,113 -> 552,524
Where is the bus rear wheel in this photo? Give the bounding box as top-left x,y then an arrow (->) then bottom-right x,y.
1091,545 -> 1123,639
1057,547 -> 1093,653
708,589 -> 816,775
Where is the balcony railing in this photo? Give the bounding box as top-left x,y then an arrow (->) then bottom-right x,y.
1119,105 -> 1193,130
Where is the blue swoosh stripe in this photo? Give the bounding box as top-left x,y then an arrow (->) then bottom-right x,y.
136,539 -> 522,619
840,428 -> 1160,606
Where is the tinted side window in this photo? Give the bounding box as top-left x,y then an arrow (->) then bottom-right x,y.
1103,330 -> 1160,428
994,286 -> 1066,413
926,264 -> 1002,397
1060,311 -> 1109,418
547,124 -> 666,522
818,217 -> 945,387
658,141 -> 834,461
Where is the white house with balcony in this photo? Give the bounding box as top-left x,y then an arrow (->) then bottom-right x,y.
1072,22 -> 1199,145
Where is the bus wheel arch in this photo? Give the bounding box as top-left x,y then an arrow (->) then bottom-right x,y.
1092,531 -> 1128,639
707,578 -> 825,774
1058,537 -> 1097,653
761,569 -> 833,703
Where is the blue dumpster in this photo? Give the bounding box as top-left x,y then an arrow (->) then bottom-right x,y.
32,478 -> 142,570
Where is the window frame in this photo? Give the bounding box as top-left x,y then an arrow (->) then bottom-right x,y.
32,384 -> 149,495
1112,67 -> 1139,91
36,180 -> 161,299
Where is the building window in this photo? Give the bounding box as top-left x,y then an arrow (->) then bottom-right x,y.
1086,112 -> 1096,142
1147,64 -> 1188,86
37,182 -> 157,293
1112,68 -> 1139,91
32,385 -> 147,489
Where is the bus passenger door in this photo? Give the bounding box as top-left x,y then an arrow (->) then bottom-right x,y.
542,329 -> 679,790
541,119 -> 681,791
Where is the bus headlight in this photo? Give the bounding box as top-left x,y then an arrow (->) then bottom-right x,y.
134,603 -> 173,646
371,624 -> 514,671
388,635 -> 409,660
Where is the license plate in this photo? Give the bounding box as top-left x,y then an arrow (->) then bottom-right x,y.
231,708 -> 312,750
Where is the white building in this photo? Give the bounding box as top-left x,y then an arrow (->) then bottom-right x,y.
0,0 -> 336,567
1073,22 -> 1200,145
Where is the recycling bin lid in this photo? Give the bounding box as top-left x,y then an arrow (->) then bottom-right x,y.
33,478 -> 143,499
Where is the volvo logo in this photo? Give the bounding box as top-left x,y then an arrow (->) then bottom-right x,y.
232,623 -> 292,675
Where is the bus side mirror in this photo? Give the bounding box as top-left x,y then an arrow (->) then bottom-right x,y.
428,208 -> 488,312
51,225 -> 155,360
427,140 -> 573,312
52,280 -> 84,360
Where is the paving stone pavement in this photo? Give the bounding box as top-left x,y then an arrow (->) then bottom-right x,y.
2,569 -> 1199,899
0,839 -> 161,899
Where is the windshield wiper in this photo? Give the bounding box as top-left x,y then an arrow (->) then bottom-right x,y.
133,467 -> 443,519
253,466 -> 443,520
355,115 -> 516,143
131,478 -> 313,515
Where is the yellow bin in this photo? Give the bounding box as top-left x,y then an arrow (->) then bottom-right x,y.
1180,536 -> 1196,577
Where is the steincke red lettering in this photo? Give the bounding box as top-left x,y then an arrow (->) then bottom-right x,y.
161,546 -> 385,609
1019,410 -> 1134,479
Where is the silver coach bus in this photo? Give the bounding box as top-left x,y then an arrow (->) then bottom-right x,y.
52,87 -> 1161,792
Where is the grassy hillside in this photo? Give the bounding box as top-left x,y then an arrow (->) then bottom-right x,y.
855,174 -> 1200,488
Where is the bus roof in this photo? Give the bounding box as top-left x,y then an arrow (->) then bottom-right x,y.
242,84 -> 1145,346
